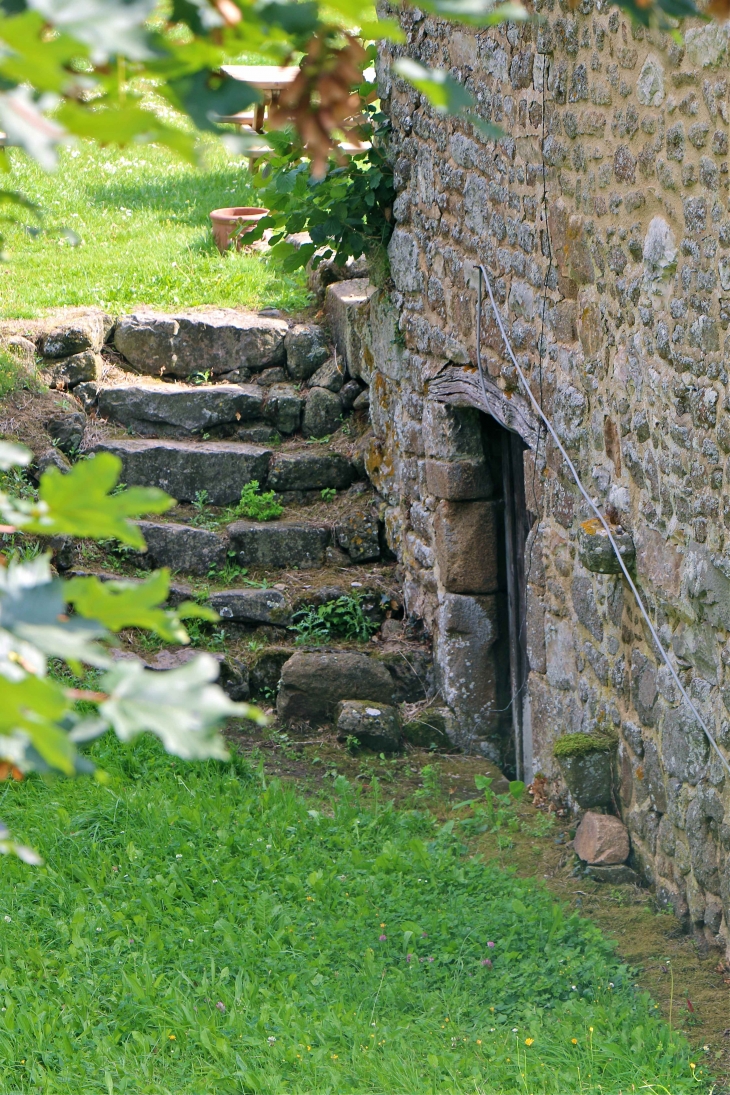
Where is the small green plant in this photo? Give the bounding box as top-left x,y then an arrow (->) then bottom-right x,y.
0,348 -> 41,398
208,552 -> 249,585
290,592 -> 379,645
414,763 -> 442,801
321,487 -> 337,502
521,811 -> 557,838
229,480 -> 284,522
248,109 -> 395,278
455,776 -> 526,837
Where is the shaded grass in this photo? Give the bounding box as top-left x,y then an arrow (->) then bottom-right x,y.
0,142 -> 310,317
0,735 -> 701,1094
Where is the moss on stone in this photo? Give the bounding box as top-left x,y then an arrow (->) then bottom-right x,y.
553,730 -> 618,759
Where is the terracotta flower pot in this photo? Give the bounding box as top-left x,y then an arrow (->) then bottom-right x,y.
209,206 -> 268,254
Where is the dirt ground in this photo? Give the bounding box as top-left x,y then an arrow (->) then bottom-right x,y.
228,731 -> 730,1089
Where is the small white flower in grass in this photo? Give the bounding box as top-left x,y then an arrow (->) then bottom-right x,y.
571,985 -> 577,991
3,916 -> 10,923
267,1036 -> 276,1045
176,854 -> 183,859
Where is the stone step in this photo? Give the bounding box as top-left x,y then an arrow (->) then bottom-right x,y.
137,520 -> 227,575
113,310 -> 290,380
267,450 -> 356,493
227,519 -> 331,569
91,438 -> 272,506
91,383 -> 302,438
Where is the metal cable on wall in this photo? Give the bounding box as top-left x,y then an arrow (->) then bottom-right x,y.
475,261 -> 730,783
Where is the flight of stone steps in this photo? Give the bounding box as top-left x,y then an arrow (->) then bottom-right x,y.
22,305 -> 447,753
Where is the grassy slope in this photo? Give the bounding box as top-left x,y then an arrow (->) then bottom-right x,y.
0,736 -> 699,1095
0,142 -> 309,318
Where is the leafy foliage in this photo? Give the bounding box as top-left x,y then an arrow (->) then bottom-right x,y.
0,739 -> 698,1092
0,447 -> 266,824
1,452 -> 173,548
230,480 -> 284,522
250,112 -> 395,272
290,591 -> 381,644
65,570 -> 217,644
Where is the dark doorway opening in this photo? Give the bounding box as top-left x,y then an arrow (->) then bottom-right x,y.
480,414 -> 533,781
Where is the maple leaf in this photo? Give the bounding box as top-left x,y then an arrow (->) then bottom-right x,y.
65,570 -> 217,644
2,453 -> 173,548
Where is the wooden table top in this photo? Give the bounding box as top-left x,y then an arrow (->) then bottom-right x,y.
221,65 -> 299,90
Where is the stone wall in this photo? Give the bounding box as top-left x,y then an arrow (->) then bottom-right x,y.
363,3 -> 730,942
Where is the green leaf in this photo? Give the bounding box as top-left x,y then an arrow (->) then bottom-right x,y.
0,439 -> 31,469
258,1 -> 319,35
0,674 -> 76,774
0,10 -> 85,92
65,570 -> 217,643
392,59 -> 474,114
467,114 -> 504,140
28,0 -> 159,63
56,101 -> 197,162
166,69 -> 261,131
359,17 -> 405,42
512,898 -> 528,916
3,453 -> 174,547
474,774 -> 493,791
98,653 -> 267,760
509,779 -> 526,801
0,555 -> 109,674
421,0 -> 528,24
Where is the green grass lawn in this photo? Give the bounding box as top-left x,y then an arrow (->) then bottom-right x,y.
0,142 -> 310,318
0,736 -> 699,1094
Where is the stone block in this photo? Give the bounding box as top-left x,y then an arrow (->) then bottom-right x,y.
48,351 -> 103,390
335,510 -> 381,562
661,705 -> 709,785
434,500 -> 502,594
425,458 -> 492,500
368,289 -> 405,383
208,588 -> 290,625
276,651 -> 395,723
375,648 -> 433,703
422,402 -> 483,460
136,521 -> 226,576
577,520 -> 635,574
435,592 -> 508,754
263,384 -> 302,435
249,648 -> 291,698
574,811 -> 630,865
335,700 -> 402,752
267,451 -> 356,492
40,314 -> 110,358
308,357 -> 346,392
91,438 -> 272,506
302,387 -> 343,437
284,324 -> 330,381
97,384 -> 265,437
388,228 -> 422,292
324,279 -> 375,379
586,864 -> 641,885
114,310 -> 288,378
45,412 -> 85,456
402,707 -> 454,750
227,520 -> 330,568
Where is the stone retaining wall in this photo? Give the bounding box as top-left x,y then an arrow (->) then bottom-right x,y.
365,3 -> 730,943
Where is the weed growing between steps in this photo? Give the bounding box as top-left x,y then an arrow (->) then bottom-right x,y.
0,735 -> 698,1094
290,591 -> 382,644
0,143 -> 310,318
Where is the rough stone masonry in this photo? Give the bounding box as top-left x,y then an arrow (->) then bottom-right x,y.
360,3 -> 730,943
